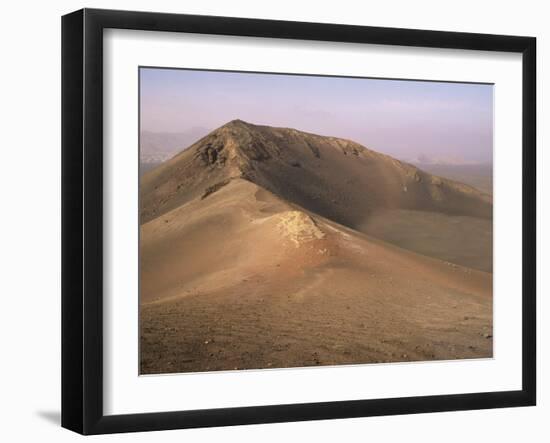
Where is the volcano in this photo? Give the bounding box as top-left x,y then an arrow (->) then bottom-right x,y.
140,120 -> 492,374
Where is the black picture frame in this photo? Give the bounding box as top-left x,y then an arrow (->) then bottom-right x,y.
62,8 -> 536,435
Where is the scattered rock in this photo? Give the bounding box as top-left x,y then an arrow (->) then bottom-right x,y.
277,211 -> 325,247
198,141 -> 227,167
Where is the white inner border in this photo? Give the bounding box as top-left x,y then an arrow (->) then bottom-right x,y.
103,29 -> 523,415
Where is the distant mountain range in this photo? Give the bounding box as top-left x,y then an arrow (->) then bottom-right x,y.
407,153 -> 492,166
140,127 -> 211,163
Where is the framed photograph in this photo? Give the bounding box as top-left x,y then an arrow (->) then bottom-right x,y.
62,8 -> 536,435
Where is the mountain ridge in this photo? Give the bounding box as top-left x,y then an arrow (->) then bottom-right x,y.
141,119 -> 492,228
140,173 -> 492,373
139,120 -> 493,373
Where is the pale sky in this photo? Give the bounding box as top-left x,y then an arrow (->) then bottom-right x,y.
140,67 -> 493,164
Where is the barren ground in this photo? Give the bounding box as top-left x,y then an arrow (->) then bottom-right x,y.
140,178 -> 492,374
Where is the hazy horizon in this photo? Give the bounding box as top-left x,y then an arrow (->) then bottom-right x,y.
140,68 -> 494,164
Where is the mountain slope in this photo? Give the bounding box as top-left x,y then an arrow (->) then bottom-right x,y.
140,120 -> 492,271
140,178 -> 492,374
141,119 -> 492,228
